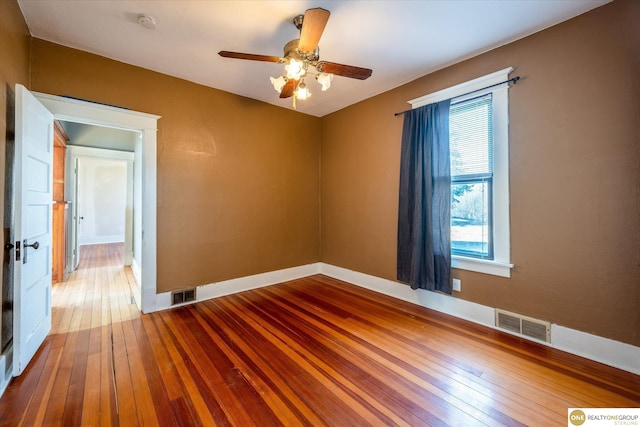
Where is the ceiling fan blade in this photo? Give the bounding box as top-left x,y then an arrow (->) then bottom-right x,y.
218,51 -> 282,63
280,79 -> 298,98
298,8 -> 330,53
316,61 -> 373,80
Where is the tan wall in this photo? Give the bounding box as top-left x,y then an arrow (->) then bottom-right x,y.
0,0 -> 31,350
29,39 -> 321,293
321,0 -> 640,346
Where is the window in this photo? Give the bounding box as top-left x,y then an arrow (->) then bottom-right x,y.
408,68 -> 514,277
450,94 -> 494,259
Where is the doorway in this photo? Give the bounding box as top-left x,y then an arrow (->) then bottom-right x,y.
63,131 -> 136,273
78,157 -> 129,246
33,92 -> 160,314
1,88 -> 159,398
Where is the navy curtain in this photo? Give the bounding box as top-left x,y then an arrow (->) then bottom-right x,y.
397,100 -> 452,294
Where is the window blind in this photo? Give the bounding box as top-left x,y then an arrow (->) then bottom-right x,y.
450,94 -> 493,177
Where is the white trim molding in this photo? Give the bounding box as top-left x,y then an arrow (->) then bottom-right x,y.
131,257 -> 141,286
408,67 -> 514,108
0,345 -> 11,398
452,256 -> 513,278
551,325 -> 640,376
153,263 -> 322,312
319,263 -> 640,375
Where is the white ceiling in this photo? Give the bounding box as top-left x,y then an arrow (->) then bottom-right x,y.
18,0 -> 609,117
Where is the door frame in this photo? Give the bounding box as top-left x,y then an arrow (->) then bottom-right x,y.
34,92 -> 160,313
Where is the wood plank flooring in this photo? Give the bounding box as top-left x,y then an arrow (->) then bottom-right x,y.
0,243 -> 638,426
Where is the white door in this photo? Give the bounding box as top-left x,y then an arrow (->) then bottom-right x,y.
13,84 -> 53,376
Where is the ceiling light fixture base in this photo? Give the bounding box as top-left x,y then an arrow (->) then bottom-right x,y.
137,15 -> 157,30
293,14 -> 304,31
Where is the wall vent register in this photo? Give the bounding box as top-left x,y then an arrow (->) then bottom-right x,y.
171,288 -> 197,306
495,309 -> 550,343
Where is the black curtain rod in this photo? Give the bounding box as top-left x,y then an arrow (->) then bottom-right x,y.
394,76 -> 520,117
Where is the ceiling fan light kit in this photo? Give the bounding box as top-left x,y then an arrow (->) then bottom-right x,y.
219,7 -> 372,109
316,72 -> 333,91
270,76 -> 287,93
296,81 -> 311,100
285,58 -> 306,80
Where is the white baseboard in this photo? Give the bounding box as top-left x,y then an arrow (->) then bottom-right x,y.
124,249 -> 133,267
320,263 -> 496,326
153,263 -> 322,312
319,263 -> 640,375
131,257 -> 141,286
0,344 -> 13,400
128,258 -> 142,310
551,325 -> 640,375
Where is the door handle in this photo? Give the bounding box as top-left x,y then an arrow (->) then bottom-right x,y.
4,242 -> 14,251
25,241 -> 39,250
23,239 -> 39,264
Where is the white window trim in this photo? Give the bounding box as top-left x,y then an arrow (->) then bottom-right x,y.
408,67 -> 514,278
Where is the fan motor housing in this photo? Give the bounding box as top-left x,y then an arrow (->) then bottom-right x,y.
284,39 -> 319,62
284,39 -> 302,59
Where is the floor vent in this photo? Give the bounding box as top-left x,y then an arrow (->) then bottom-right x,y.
171,288 -> 197,306
495,309 -> 550,343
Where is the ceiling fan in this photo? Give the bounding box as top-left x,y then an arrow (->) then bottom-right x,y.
219,8 -> 372,105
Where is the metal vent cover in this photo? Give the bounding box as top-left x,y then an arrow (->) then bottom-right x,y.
495,309 -> 550,343
171,288 -> 197,306
184,288 -> 196,302
497,311 -> 521,333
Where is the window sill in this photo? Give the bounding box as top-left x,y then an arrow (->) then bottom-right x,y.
451,255 -> 513,278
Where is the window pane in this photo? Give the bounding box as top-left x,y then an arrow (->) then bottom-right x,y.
451,181 -> 491,258
450,94 -> 493,176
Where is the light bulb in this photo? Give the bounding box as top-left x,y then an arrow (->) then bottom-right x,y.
270,76 -> 287,92
285,59 -> 305,80
295,81 -> 311,100
316,73 -> 333,91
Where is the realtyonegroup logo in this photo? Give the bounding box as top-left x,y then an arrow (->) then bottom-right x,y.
568,408 -> 640,426
570,409 -> 586,426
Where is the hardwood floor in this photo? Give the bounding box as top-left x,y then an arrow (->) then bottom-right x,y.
1,244 -> 638,426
